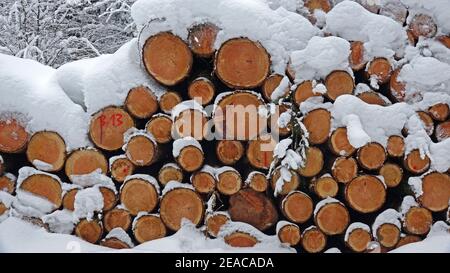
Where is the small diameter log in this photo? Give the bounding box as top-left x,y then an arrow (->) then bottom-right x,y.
159,91 -> 183,114
310,175 -> 339,199
271,167 -> 300,196
332,157 -> 358,184
120,177 -> 159,216
213,91 -> 267,140
367,58 -> 392,85
304,0 -> 332,13
436,121 -> 450,142
303,108 -> 331,145
0,202 -> 8,218
124,86 -> 158,119
124,134 -> 158,167
26,131 -> 66,172
269,103 -> 291,137
172,108 -> 208,140
99,186 -> 117,211
301,226 -> 327,253
429,103 -> 449,122
246,134 -> 276,170
403,207 -> 433,235
396,235 -> 422,248
110,156 -> 135,183
75,218 -> 103,244
329,127 -> 356,156
262,74 -> 290,102
0,174 -> 16,194
293,80 -> 322,105
101,237 -> 131,249
160,187 -> 204,231
158,163 -> 183,186
216,140 -> 244,165
408,14 -> 437,40
419,172 -> 450,212
375,223 -> 400,248
65,148 -> 108,182
245,171 -> 268,193
133,214 -> 167,244
417,111 -> 434,136
357,142 -> 386,170
404,149 -> 430,175
206,212 -> 230,237
142,32 -> 193,86
324,71 -> 354,101
224,232 -> 258,248
216,167 -> 242,196
437,35 -> 450,48
349,41 -> 366,71
315,201 -> 350,235
146,114 -> 173,144
345,175 -> 386,213
103,208 -> 132,232
187,23 -> 219,58
173,138 -> 204,172
277,222 -> 301,247
20,173 -> 62,209
389,68 -> 406,102
0,119 -> 28,153
188,77 -> 215,106
357,91 -> 388,106
379,163 -> 403,188
229,189 -> 278,231
386,135 -> 405,157
345,224 -> 372,253
89,106 -> 135,151
281,191 -> 313,224
379,1 -> 407,25
62,188 -> 79,211
215,38 -> 270,89
191,167 -> 216,195
298,146 -> 324,177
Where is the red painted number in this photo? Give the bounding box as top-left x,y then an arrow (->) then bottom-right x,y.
99,114 -> 124,127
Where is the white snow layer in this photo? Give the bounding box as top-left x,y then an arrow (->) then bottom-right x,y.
42,209 -> 76,234
344,222 -> 371,242
105,228 -> 134,248
172,137 -> 203,158
73,187 -> 104,220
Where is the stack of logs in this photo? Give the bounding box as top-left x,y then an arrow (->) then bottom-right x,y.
0,2 -> 450,253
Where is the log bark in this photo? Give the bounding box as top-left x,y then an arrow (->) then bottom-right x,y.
349,41 -> 366,71
110,156 -> 135,183
133,214 -> 167,244
215,38 -> 270,89
324,71 -> 354,101
329,127 -> 356,156
419,172 -> 450,212
26,131 -> 66,172
281,191 -> 313,224
188,77 -> 215,106
62,188 -> 79,211
0,118 -> 28,153
245,171 -> 269,193
261,74 -> 289,102
160,187 -> 204,231
332,157 -> 358,184
175,144 -> 204,172
345,226 -> 372,253
89,106 -> 135,151
271,167 -> 300,196
124,135 -> 159,166
142,32 -> 193,86
375,223 -> 400,248
159,91 -> 183,114
119,178 -> 159,216
124,86 -> 158,119
65,148 -> 108,182
298,146 -> 324,177
145,114 -> 173,144
404,149 -> 430,175
0,174 -> 15,194
224,232 -> 258,247
303,108 -> 331,145
315,202 -> 349,235
436,120 -> 450,142
345,175 -> 386,213
75,218 -> 103,244
357,142 -> 386,170
403,206 -> 433,235
386,135 -> 405,157
293,80 -> 321,105
408,14 -> 437,40
187,23 -> 219,58
216,167 -> 242,196
366,57 -> 392,85
103,207 -> 132,232
277,223 -> 301,247
216,140 -> 244,165
19,173 -> 62,209
309,176 -> 339,199
206,212 -> 230,237
228,189 -> 278,231
246,134 -> 275,170
301,226 -> 327,253
158,163 -> 183,186
379,163 -> 403,188
429,103 -> 449,122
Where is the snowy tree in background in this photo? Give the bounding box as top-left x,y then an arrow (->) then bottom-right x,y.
0,0 -> 136,67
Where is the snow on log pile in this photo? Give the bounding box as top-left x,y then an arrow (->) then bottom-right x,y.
0,0 -> 449,253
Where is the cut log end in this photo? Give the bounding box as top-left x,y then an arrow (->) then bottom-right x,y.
419,172 -> 450,212
173,109 -> 208,140
89,106 -> 135,151
346,228 -> 372,253
110,157 -> 135,183
188,77 -> 215,105
282,191 -> 313,224
387,135 -> 405,157
26,131 -> 66,172
158,164 -> 183,186
271,167 -> 300,196
417,111 -> 434,136
357,91 -> 387,106
20,174 -> 62,209
367,58 -> 392,85
125,86 -> 158,119
294,80 -> 321,105
62,188 -> 79,211
379,163 -> 403,188
103,208 -> 132,233
143,32 -> 193,86
278,224 -> 301,247
246,135 -> 275,170
246,172 -> 269,193
315,203 -> 350,235
329,127 -> 356,156
146,115 -> 173,144
215,38 -> 270,89
349,41 -> 366,71
325,71 -> 354,101
217,170 -> 242,196
357,142 -> 386,170
298,146 -> 324,177
99,186 -> 117,211
376,223 -> 400,248
216,140 -> 244,165
133,214 -> 167,244
224,232 -> 258,248
436,121 -> 450,142
332,157 -> 358,184
409,14 -> 437,39
270,104 -> 291,137
437,35 -> 450,49
206,213 -> 230,237
0,119 -> 29,153
304,0 -> 332,13
75,219 -> 103,244
345,175 -> 386,213
429,103 -> 449,122
188,23 -> 219,58
404,207 -> 433,235
176,146 -> 204,172
160,188 -> 204,231
125,135 -> 157,166
159,91 -> 183,114
389,68 -> 406,102
120,178 -> 159,216
302,227 -> 327,253
310,176 -> 339,199
404,149 -> 430,175
396,235 -> 422,248
262,74 -> 289,101
303,109 -> 331,145
65,149 -> 108,181
101,238 -> 131,249
192,172 -> 216,194
0,174 -> 16,194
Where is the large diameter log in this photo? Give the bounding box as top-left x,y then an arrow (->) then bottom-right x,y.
229,189 -> 278,231
187,23 -> 219,58
271,167 -> 300,195
103,208 -> 132,232
158,163 -> 183,186
216,140 -> 244,165
124,86 -> 158,119
146,114 -> 173,144
379,163 -> 403,188
124,135 -> 158,166
293,80 -> 321,105
213,91 -> 267,140
324,71 -> 354,101
386,135 -> 405,157
224,232 -> 258,248
345,175 -> 386,213
0,119 -> 28,153
329,127 -> 356,156
315,202 -> 350,235
357,142 -> 386,170
298,146 -> 324,177
303,109 -> 331,145
366,58 -> 392,85
0,174 -> 16,194
75,218 -> 103,244
332,157 -> 358,184
65,149 -> 108,182
246,134 -> 276,170
20,173 -> 62,209
403,207 -> 432,235
206,213 -> 230,237
216,168 -> 242,196
310,176 -> 338,199
349,41 -> 366,71
261,74 -> 290,102
429,103 -> 449,122
159,91 -> 182,114
26,131 -> 66,172
215,38 -> 270,89
281,191 -> 313,224
133,214 -> 167,244
160,188 -> 204,231
110,156 -> 135,183
89,106 -> 135,151
436,121 -> 450,142
408,14 -> 437,40
419,172 -> 450,212
404,149 -> 430,175
188,77 -> 215,106
120,178 -> 159,216
301,226 -> 327,253
277,223 -> 301,247
142,32 -> 193,86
